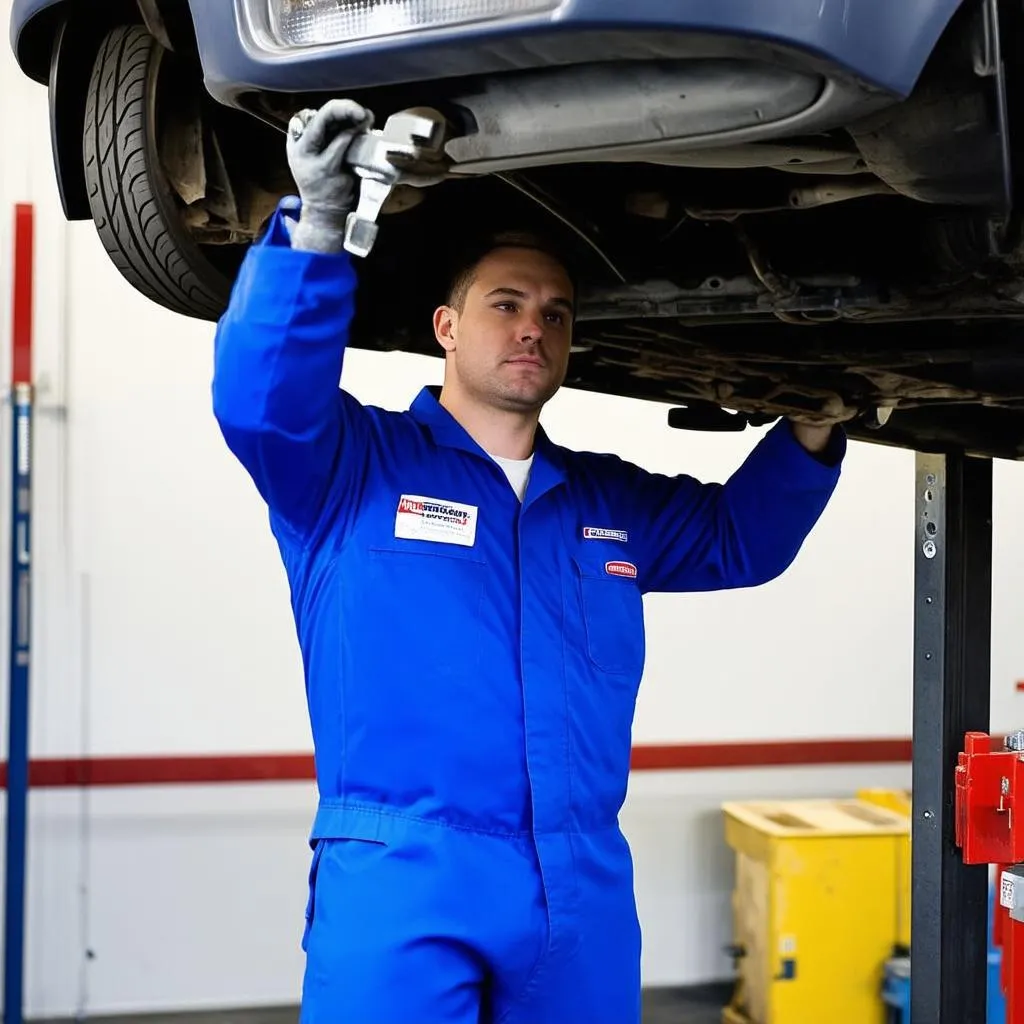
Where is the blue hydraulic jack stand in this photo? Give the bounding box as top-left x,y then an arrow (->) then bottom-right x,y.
881,883 -> 1006,1023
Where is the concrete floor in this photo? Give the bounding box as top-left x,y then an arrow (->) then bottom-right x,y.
38,986 -> 731,1024
644,985 -> 729,1024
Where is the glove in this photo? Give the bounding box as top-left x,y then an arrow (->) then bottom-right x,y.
785,395 -> 856,457
286,99 -> 374,253
786,395 -> 859,428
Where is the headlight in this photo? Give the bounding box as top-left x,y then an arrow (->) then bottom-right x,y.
266,0 -> 563,48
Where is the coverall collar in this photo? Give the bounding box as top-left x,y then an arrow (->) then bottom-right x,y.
410,386 -> 566,504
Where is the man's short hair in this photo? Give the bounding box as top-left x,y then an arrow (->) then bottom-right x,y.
444,230 -> 577,315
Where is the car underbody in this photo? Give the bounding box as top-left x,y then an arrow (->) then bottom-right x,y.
286,5 -> 1024,459
16,0 -> 1024,457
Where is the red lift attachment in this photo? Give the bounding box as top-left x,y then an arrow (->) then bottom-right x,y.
955,731 -> 1024,1024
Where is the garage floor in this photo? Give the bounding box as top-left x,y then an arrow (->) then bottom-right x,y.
643,985 -> 729,1023
37,986 -> 731,1024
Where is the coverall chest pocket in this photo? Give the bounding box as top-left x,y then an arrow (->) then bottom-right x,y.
572,556 -> 645,678
359,541 -> 487,670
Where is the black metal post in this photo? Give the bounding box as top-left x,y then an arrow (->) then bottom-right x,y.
911,451 -> 992,1024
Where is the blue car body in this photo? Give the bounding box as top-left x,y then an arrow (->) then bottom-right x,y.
12,0 -> 964,102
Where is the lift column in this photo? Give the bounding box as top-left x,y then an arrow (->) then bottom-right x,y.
910,452 -> 992,1023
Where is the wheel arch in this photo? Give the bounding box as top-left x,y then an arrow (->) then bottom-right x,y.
34,0 -> 199,220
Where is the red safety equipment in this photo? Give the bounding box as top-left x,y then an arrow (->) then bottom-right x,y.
955,731 -> 1024,1024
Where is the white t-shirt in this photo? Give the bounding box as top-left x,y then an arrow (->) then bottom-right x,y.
489,453 -> 534,502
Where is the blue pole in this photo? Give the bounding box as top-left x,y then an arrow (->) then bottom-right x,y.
5,382 -> 32,1024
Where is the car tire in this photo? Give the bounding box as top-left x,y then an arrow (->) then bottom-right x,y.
83,25 -> 237,321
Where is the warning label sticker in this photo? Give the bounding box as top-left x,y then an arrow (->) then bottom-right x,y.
1001,872 -> 1016,910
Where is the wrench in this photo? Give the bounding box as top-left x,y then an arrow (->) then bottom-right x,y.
289,106 -> 449,258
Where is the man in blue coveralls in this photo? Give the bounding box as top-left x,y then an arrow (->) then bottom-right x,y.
212,100 -> 848,1024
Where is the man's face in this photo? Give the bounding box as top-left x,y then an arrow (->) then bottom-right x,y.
434,247 -> 574,413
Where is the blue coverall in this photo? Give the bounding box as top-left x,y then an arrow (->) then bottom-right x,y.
211,201 -> 845,1024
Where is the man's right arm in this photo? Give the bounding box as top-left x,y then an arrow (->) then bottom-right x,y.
212,99 -> 375,539
211,202 -> 366,538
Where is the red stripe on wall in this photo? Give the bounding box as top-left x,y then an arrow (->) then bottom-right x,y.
10,203 -> 34,385
6,754 -> 317,789
0,739 -> 913,789
630,737 -> 913,770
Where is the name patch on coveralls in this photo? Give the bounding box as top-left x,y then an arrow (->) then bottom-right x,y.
583,526 -> 629,542
395,495 -> 478,547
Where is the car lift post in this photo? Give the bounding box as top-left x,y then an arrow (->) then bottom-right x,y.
911,451 -> 993,1022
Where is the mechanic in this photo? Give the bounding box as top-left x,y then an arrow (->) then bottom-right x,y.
211,99 -> 848,1024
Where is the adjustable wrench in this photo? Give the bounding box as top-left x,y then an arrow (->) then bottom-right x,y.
289,106 -> 449,258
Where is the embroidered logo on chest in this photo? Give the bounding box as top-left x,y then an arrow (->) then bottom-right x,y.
583,526 -> 629,543
394,494 -> 478,547
605,560 -> 638,579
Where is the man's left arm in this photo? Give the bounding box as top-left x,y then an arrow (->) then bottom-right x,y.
623,418 -> 846,594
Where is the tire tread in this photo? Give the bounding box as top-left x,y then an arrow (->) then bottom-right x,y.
83,25 -> 230,321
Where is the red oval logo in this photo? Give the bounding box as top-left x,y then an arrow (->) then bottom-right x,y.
605,561 -> 638,579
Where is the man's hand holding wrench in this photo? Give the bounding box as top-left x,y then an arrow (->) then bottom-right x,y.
286,99 -> 448,257
286,99 -> 372,254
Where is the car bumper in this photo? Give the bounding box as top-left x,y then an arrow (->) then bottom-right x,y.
184,0 -> 966,106
10,0 -> 968,103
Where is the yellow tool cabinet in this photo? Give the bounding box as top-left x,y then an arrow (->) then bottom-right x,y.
856,787 -> 912,950
721,797 -> 910,1024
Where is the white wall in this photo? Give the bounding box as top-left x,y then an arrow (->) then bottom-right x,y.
2,5 -> 1024,1015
